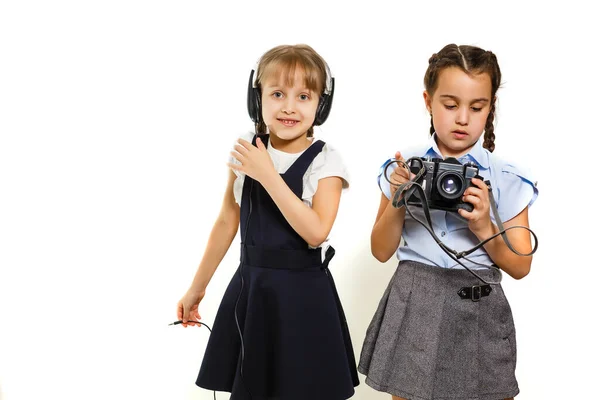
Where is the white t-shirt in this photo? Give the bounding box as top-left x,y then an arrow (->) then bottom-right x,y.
229,131 -> 350,259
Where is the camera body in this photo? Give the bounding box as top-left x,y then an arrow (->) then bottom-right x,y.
406,157 -> 480,213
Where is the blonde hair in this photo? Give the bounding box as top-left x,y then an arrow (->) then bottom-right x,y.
255,44 -> 329,137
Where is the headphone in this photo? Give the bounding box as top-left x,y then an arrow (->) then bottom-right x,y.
246,59 -> 335,126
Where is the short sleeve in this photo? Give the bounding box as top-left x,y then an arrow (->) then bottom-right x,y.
230,131 -> 255,205
496,163 -> 539,222
301,143 -> 350,201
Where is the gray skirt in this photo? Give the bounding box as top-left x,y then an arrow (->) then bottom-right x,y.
358,260 -> 519,400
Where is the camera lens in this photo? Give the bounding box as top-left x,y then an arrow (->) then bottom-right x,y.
436,172 -> 464,200
441,176 -> 459,195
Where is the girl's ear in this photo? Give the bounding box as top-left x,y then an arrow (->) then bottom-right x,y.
423,90 -> 432,115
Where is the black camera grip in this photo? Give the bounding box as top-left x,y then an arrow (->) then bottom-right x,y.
457,203 -> 474,213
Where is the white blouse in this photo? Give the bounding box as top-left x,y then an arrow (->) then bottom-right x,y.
230,131 -> 350,206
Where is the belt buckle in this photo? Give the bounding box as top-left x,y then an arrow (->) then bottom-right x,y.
471,285 -> 482,302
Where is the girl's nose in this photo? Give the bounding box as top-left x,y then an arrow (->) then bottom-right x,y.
456,107 -> 468,125
281,98 -> 295,114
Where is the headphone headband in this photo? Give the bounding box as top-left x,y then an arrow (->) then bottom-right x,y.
249,59 -> 334,95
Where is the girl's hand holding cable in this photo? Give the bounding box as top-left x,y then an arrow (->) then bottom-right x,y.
177,290 -> 205,328
388,151 -> 412,198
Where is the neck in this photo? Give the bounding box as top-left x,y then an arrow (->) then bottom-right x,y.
434,135 -> 476,159
269,133 -> 312,153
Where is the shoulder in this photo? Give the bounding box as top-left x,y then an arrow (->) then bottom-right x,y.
402,143 -> 432,159
309,140 -> 350,188
230,131 -> 256,150
238,131 -> 256,143
318,140 -> 345,165
489,151 -> 538,189
488,151 -> 539,221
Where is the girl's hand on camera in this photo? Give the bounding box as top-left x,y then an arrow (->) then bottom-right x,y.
458,177 -> 494,237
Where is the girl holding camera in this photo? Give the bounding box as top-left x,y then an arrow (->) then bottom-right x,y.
358,44 -> 538,400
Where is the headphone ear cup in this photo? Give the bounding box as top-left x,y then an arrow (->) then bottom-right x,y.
314,77 -> 334,126
252,88 -> 261,124
314,95 -> 328,126
247,70 -> 262,123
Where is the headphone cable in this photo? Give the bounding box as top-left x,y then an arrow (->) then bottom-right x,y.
169,320 -> 216,400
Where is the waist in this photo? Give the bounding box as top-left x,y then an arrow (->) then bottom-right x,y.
397,247 -> 494,270
240,243 -> 330,269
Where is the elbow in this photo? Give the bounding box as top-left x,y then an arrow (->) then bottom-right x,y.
372,251 -> 389,263
508,259 -> 532,280
510,270 -> 529,280
217,209 -> 240,236
305,229 -> 328,248
227,222 -> 239,238
216,218 -> 239,240
370,232 -> 396,263
370,226 -> 400,263
306,235 -> 327,249
512,266 -> 531,280
371,244 -> 393,263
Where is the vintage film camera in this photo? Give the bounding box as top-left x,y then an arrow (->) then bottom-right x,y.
405,157 -> 480,213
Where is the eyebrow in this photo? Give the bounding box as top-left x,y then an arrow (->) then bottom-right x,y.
439,94 -> 489,103
263,84 -> 312,92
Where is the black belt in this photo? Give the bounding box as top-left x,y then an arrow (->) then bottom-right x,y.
457,284 -> 492,301
240,244 -> 334,269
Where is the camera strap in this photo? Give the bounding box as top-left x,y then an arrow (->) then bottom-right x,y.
391,177 -> 538,286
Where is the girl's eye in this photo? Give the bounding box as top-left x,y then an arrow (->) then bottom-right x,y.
273,92 -> 283,99
471,107 -> 482,112
444,105 -> 456,110
299,94 -> 310,101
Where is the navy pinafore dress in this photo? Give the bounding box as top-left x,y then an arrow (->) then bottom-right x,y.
196,134 -> 359,400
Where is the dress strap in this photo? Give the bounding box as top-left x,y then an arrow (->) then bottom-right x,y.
285,140 -> 325,177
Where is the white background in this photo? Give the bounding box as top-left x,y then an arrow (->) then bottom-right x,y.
1,1 -> 598,399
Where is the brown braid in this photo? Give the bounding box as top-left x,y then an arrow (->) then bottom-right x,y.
423,44 -> 502,152
483,103 -> 496,152
429,116 -> 435,136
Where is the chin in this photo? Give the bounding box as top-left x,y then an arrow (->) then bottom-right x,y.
272,130 -> 307,141
280,135 -> 298,141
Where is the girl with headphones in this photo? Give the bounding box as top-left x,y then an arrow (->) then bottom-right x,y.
177,44 -> 359,400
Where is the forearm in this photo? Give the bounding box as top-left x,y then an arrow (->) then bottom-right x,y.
261,173 -> 329,247
188,214 -> 239,293
475,222 -> 532,280
371,200 -> 406,262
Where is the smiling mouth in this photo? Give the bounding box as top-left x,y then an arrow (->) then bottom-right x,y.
278,119 -> 299,127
